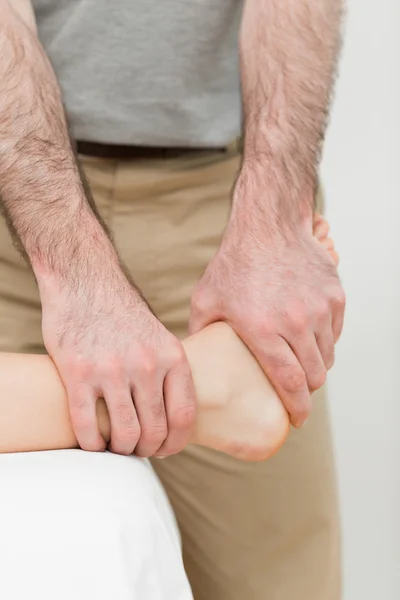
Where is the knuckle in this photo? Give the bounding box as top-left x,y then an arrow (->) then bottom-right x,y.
169,342 -> 187,368
169,404 -> 196,432
314,300 -> 330,321
281,365 -> 307,393
139,354 -> 158,378
190,292 -> 201,314
190,289 -> 202,309
191,290 -> 212,317
101,358 -> 124,381
140,423 -> 167,444
113,401 -> 137,429
251,319 -> 269,338
114,423 -> 141,443
72,357 -> 93,379
69,394 -> 91,414
241,316 -> 270,343
332,288 -> 346,308
288,310 -> 309,334
103,357 -> 124,379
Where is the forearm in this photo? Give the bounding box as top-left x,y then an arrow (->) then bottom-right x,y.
0,353 -> 111,452
0,0 -> 114,281
9,0 -> 37,31
238,0 -> 343,229
0,344 -> 200,454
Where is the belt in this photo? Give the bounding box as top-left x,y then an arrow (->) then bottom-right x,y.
75,140 -> 227,160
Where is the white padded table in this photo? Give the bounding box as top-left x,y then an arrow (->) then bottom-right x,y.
0,450 -> 193,600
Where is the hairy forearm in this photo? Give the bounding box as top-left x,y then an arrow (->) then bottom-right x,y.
238,0 -> 343,228
9,0 -> 37,32
0,1 -> 115,281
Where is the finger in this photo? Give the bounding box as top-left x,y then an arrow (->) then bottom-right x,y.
154,365 -> 197,458
331,288 -> 346,342
290,334 -> 327,392
315,319 -> 335,371
331,250 -> 340,267
321,237 -> 340,266
313,212 -> 324,226
321,237 -> 334,251
256,336 -> 312,428
313,212 -> 323,224
133,376 -> 168,458
104,383 -> 141,456
313,217 -> 330,241
68,382 -> 106,452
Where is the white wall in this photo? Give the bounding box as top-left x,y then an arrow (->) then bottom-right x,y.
321,0 -> 400,598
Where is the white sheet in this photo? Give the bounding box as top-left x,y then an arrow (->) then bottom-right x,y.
0,449 -> 193,600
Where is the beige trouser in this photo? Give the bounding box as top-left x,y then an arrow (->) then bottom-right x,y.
0,147 -> 341,600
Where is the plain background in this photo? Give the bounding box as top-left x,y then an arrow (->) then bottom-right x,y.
321,0 -> 399,598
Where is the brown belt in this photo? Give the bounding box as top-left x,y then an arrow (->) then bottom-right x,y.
76,140 -> 227,160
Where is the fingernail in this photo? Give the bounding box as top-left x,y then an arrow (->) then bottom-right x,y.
294,418 -> 308,429
155,456 -> 166,460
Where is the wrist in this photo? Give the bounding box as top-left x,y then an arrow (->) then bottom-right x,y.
32,205 -> 118,287
231,156 -> 314,237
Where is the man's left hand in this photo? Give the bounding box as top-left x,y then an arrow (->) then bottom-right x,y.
189,175 -> 346,428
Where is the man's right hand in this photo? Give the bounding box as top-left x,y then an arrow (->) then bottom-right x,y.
0,0 -> 196,458
39,260 -> 196,458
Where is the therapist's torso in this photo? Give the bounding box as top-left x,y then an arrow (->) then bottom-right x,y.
32,0 -> 243,147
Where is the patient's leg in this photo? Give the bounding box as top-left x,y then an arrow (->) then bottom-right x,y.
185,322 -> 290,460
0,216 -> 338,462
0,324 -> 288,462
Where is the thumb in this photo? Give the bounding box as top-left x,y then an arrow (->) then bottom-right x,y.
188,294 -> 217,336
188,307 -> 211,336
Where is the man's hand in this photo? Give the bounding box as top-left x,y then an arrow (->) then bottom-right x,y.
192,0 -> 345,427
40,259 -> 196,457
0,1 -> 196,458
190,170 -> 345,428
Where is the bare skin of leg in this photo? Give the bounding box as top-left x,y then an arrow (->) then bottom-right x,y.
0,216 -> 338,462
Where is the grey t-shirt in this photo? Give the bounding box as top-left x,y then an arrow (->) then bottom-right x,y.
32,0 -> 243,147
